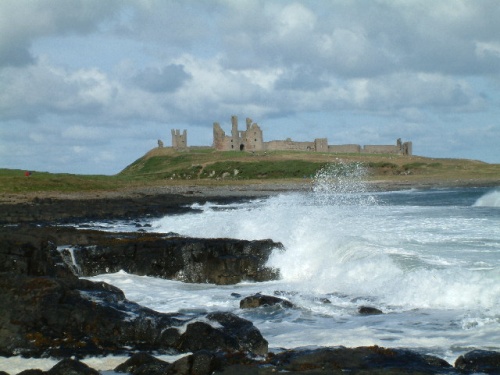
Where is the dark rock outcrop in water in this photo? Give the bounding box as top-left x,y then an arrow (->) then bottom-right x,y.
0,194 -> 256,225
358,306 -> 383,315
66,233 -> 281,285
455,349 -> 500,374
0,226 -> 282,285
240,293 -> 295,309
0,273 -> 268,358
0,225 -> 274,358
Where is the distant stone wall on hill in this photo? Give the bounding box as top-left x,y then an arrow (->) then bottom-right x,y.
170,115 -> 412,156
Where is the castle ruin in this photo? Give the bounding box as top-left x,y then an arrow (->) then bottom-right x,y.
171,129 -> 187,150
170,115 -> 412,156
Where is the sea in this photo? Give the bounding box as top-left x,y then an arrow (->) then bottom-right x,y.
2,167 -> 499,373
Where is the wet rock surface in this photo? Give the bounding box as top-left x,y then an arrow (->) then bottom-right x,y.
0,225 -> 274,360
0,273 -> 267,358
240,293 -> 294,309
454,349 -> 500,374
358,306 -> 383,315
0,226 -> 282,285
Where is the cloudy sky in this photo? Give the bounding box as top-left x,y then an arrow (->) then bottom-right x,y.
1,0 -> 499,174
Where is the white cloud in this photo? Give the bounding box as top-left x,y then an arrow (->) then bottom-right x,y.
276,3 -> 316,37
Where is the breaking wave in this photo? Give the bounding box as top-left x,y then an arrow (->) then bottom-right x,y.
473,189 -> 500,207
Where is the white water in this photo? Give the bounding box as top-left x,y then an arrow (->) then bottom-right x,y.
2,169 -> 499,372
473,189 -> 500,207
143,184 -> 499,364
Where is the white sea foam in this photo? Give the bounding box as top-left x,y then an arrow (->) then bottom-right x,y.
473,189 -> 500,207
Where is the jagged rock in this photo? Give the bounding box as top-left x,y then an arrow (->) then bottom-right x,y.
114,352 -> 170,375
169,351 -> 219,375
454,349 -> 500,374
358,306 -> 383,315
240,294 -> 294,309
0,229 -> 74,279
0,273 -> 180,357
176,313 -> 268,357
0,273 -> 266,358
46,358 -> 99,375
207,312 -> 268,356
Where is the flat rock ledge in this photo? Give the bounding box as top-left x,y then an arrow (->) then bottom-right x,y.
0,226 -> 282,285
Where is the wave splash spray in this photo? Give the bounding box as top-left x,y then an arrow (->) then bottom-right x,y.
473,189 -> 500,207
267,161 -> 387,294
312,161 -> 377,206
266,163 -> 499,312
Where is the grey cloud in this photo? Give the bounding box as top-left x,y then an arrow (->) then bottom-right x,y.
132,64 -> 191,93
0,39 -> 34,67
0,0 -> 121,67
118,1 -> 216,49
274,66 -> 329,91
215,1 -> 500,77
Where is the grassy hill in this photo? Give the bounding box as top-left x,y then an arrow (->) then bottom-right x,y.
1,148 -> 499,195
119,147 -> 500,183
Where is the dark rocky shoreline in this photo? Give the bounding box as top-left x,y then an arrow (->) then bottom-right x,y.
0,192 -> 263,225
1,191 -> 500,374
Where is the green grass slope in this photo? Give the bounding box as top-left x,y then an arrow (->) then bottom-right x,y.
119,147 -> 500,183
1,148 -> 498,195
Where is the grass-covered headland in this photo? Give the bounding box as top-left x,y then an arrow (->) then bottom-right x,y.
1,148 -> 499,196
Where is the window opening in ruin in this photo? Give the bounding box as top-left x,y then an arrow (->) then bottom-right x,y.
240,144 -> 245,151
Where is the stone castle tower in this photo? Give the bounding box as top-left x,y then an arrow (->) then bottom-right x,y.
213,116 -> 264,151
171,129 -> 187,150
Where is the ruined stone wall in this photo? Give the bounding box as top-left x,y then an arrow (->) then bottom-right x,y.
328,144 -> 362,153
213,116 -> 265,151
265,140 -> 316,151
213,122 -> 228,150
193,116 -> 412,156
361,139 -> 412,155
403,141 -> 413,156
243,122 -> 264,151
362,145 -> 401,154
